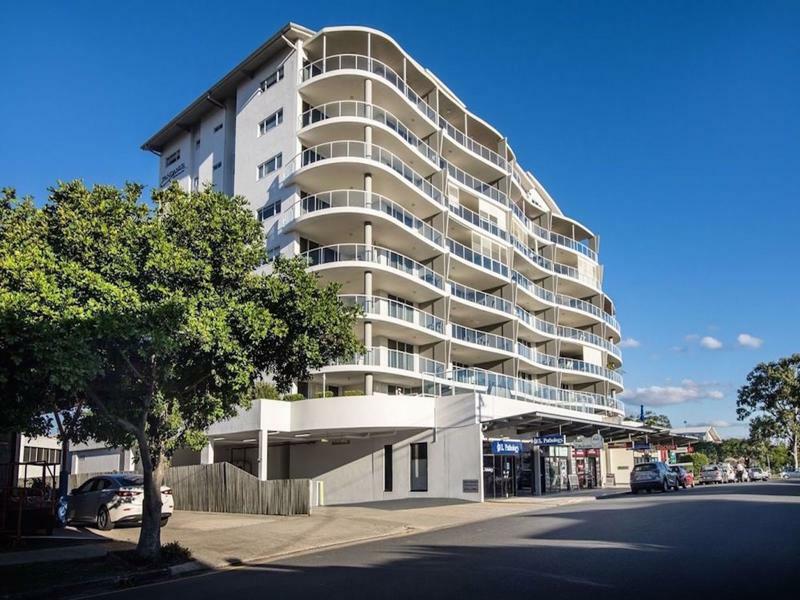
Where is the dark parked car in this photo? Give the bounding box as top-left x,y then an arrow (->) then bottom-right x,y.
669,465 -> 694,488
630,461 -> 679,494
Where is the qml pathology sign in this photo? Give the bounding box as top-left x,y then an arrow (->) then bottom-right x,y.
532,434 -> 566,446
490,440 -> 524,455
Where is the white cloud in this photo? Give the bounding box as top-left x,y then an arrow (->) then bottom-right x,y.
621,380 -> 725,407
737,333 -> 763,349
685,420 -> 731,428
619,338 -> 641,348
700,336 -> 723,350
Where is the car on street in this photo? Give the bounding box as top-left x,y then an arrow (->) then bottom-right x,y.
669,465 -> 694,488
700,464 -> 723,484
58,473 -> 173,530
719,463 -> 736,483
630,461 -> 679,493
748,467 -> 769,481
780,468 -> 800,480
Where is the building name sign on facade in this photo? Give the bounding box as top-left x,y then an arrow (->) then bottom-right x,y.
532,434 -> 567,446
631,441 -> 652,451
160,162 -> 186,187
490,440 -> 524,455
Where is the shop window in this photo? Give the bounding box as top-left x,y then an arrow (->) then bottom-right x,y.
410,442 -> 428,492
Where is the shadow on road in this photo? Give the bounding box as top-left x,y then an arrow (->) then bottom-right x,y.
102,483 -> 800,600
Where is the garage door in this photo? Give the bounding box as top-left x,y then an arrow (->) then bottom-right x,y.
77,451 -> 121,474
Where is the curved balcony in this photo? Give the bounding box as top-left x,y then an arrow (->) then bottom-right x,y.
445,160 -> 507,207
448,367 -> 624,417
448,203 -> 507,242
324,346 -> 446,379
302,54 -> 507,172
516,344 -> 623,387
300,101 -> 440,168
282,141 -> 444,211
447,238 -> 508,282
302,243 -> 444,301
515,306 -> 622,360
280,190 -> 443,252
558,357 -> 623,387
451,323 -> 515,354
340,294 -> 446,341
512,270 -> 620,335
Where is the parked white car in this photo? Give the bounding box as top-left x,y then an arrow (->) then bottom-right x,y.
780,468 -> 800,480
60,473 -> 173,530
719,463 -> 736,483
748,467 -> 769,481
700,464 -> 723,484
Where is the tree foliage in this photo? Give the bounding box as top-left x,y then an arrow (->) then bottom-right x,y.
737,355 -> 800,469
627,410 -> 672,429
0,182 -> 361,559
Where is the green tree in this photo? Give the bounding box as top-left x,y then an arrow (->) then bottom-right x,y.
737,355 -> 800,469
627,410 -> 672,429
0,182 -> 361,560
683,452 -> 709,477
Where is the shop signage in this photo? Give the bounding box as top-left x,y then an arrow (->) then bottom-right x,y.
607,441 -> 630,449
632,441 -> 651,451
571,433 -> 604,449
574,448 -> 600,458
490,440 -> 524,455
532,434 -> 566,446
462,479 -> 479,493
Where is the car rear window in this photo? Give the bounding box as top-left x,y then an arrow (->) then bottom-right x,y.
633,464 -> 658,471
117,475 -> 144,486
702,465 -> 718,471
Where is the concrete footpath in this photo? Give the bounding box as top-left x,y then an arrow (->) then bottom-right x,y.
2,488 -> 623,570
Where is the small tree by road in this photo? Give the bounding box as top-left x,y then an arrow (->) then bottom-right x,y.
737,355 -> 800,469
0,182 -> 361,560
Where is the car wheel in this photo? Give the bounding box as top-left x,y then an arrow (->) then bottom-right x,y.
161,516 -> 170,527
646,488 -> 652,494
681,482 -> 687,489
662,479 -> 669,493
96,506 -> 114,531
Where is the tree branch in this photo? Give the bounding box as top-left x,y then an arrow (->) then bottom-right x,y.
85,388 -> 142,438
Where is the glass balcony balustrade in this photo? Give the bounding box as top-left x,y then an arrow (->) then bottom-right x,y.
340,295 -> 445,335
451,323 -> 514,352
302,244 -> 443,289
447,238 -> 508,278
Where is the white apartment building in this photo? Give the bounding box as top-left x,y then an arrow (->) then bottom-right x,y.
138,23 -> 653,504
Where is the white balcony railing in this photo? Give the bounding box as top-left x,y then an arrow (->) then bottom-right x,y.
449,281 -> 513,314
329,345 -> 446,377
302,54 -> 507,170
283,141 -> 443,205
451,323 -> 514,353
302,243 -> 443,290
300,101 -> 439,165
447,238 -> 508,278
280,190 -> 443,248
340,294 -> 445,336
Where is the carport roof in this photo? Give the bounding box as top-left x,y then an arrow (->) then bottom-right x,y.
486,410 -> 699,445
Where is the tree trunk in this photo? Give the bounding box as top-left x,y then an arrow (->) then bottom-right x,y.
136,439 -> 165,562
58,437 -> 70,499
794,435 -> 798,470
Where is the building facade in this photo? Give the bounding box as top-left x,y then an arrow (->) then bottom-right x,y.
140,23 -> 638,504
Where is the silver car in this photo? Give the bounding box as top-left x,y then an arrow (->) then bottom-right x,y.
748,467 -> 768,481
60,473 -> 174,531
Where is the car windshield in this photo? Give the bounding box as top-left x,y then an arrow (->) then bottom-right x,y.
702,465 -> 718,471
669,466 -> 680,472
634,464 -> 658,471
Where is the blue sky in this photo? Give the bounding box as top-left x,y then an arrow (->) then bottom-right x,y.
2,1 -> 798,437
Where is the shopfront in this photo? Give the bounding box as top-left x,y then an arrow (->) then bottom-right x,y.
535,434 -> 573,494
482,440 -> 534,499
573,448 -> 600,489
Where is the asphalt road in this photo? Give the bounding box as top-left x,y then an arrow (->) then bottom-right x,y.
91,481 -> 800,600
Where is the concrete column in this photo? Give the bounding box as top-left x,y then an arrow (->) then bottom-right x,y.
257,430 -> 268,481
364,270 -> 373,296
365,373 -> 374,395
364,221 -> 373,246
200,441 -> 215,465
364,173 -> 373,208
364,321 -> 373,347
364,79 -> 373,158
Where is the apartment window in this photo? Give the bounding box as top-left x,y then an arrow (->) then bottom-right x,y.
213,123 -> 223,133
257,153 -> 282,179
388,339 -> 413,354
165,149 -> 180,167
213,161 -> 222,170
410,443 -> 428,492
23,446 -> 62,464
384,445 -> 393,492
259,108 -> 284,136
257,200 -> 282,222
260,65 -> 284,92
